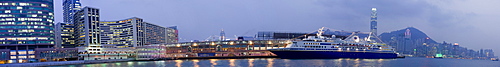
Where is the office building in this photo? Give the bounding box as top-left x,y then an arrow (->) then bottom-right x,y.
63,0 -> 81,23
0,0 -> 56,63
73,7 -> 101,53
55,23 -> 75,48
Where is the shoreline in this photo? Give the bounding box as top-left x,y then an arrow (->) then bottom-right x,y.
0,56 -> 495,67
0,59 -> 130,67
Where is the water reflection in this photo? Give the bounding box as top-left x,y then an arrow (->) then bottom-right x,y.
51,58 -> 399,67
175,60 -> 183,67
192,60 -> 199,67
283,59 -> 290,67
115,62 -> 121,66
229,59 -> 236,67
154,61 -> 165,66
267,58 -> 274,67
377,59 -> 384,66
210,59 -> 218,67
127,61 -> 134,67
248,59 -> 254,67
353,59 -> 360,67
335,58 -> 344,67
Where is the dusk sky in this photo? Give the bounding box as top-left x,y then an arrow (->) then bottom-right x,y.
53,0 -> 500,56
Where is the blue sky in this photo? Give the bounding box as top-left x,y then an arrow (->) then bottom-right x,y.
53,0 -> 500,56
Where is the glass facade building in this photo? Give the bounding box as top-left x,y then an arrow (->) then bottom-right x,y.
62,0 -> 81,23
0,0 -> 55,63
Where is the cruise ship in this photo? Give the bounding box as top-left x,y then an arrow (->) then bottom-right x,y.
268,28 -> 398,59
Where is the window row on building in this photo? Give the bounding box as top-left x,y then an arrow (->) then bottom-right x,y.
55,7 -> 178,54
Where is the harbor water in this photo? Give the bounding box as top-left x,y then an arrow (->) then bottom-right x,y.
50,57 -> 500,67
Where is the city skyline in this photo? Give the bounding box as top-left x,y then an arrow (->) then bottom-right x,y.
51,0 -> 500,56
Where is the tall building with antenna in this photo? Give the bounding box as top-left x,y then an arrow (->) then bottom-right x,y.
220,29 -> 226,41
370,8 -> 378,35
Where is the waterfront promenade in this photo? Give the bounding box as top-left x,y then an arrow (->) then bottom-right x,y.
0,59 -> 129,67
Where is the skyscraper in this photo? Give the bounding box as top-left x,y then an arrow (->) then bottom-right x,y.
0,0 -> 55,63
370,8 -> 377,35
220,29 -> 225,41
63,0 -> 81,23
73,7 -> 101,54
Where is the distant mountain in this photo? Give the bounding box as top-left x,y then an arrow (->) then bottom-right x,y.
379,27 -> 438,44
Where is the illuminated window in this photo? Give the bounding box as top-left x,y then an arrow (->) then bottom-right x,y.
10,56 -> 16,59
18,56 -> 26,59
5,10 -> 10,13
29,55 -> 35,58
38,37 -> 48,40
41,4 -> 47,7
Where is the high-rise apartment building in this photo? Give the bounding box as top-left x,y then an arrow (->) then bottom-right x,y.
73,7 -> 101,53
100,17 -> 142,48
63,0 -> 81,23
101,18 -> 175,47
0,0 -> 55,63
166,26 -> 178,43
142,22 -> 168,45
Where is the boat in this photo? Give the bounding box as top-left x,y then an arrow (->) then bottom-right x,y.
492,58 -> 499,61
268,27 -> 399,59
434,54 -> 444,59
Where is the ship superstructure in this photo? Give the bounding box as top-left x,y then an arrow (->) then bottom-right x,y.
268,27 -> 398,59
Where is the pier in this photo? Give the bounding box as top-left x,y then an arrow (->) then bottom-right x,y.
136,40 -> 290,60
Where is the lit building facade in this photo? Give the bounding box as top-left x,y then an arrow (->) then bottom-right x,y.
166,26 -> 178,43
100,17 -> 142,48
151,40 -> 286,59
220,29 -> 225,41
370,8 -> 377,35
73,7 -> 101,53
101,18 -> 175,47
0,0 -> 55,63
34,48 -> 78,62
142,22 -> 169,45
62,0 -> 81,23
55,23 -> 75,48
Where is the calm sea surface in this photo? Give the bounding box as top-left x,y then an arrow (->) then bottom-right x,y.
50,57 -> 500,67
